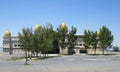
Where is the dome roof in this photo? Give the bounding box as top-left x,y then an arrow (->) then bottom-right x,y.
97,26 -> 104,35
4,30 -> 11,36
34,24 -> 40,31
61,22 -> 67,29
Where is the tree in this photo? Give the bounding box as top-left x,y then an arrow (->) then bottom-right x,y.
113,46 -> 119,52
98,26 -> 114,54
34,24 -> 57,57
83,30 -> 92,54
52,31 -> 59,53
67,26 -> 77,54
42,24 -> 55,57
57,23 -> 68,54
91,31 -> 98,54
34,24 -> 44,58
18,28 -> 33,65
27,28 -> 34,59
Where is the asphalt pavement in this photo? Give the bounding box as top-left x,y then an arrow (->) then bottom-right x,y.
0,53 -> 120,72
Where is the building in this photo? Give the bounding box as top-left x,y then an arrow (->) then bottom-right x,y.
59,34 -> 86,54
3,30 -> 86,54
3,24 -> 41,54
74,35 -> 86,54
3,30 -> 23,54
3,24 -> 103,54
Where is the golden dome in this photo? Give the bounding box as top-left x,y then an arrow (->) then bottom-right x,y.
61,22 -> 67,29
34,24 -> 40,31
4,30 -> 11,36
97,26 -> 104,35
97,29 -> 100,35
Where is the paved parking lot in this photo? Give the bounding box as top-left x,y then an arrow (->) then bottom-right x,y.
0,54 -> 120,72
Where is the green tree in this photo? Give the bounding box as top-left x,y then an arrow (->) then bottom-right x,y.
91,31 -> 98,54
98,26 -> 114,54
30,33 -> 36,58
34,24 -> 43,58
113,46 -> 119,52
18,28 -> 33,65
68,26 -> 77,54
42,24 -> 55,57
28,28 -> 34,59
57,23 -> 68,54
52,31 -> 59,53
34,24 -> 57,57
83,30 -> 92,54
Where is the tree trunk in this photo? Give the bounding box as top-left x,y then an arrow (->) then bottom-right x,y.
39,51 -> 42,58
25,50 -> 28,65
36,51 -> 38,58
86,47 -> 88,54
44,51 -> 46,58
33,51 -> 35,58
103,48 -> 104,55
94,48 -> 96,55
62,48 -> 63,54
46,51 -> 48,57
30,51 -> 33,60
31,52 -> 32,59
28,51 -> 31,60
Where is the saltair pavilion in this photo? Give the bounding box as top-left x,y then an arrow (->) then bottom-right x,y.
3,23 -> 104,54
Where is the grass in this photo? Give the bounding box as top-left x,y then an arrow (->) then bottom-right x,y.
5,57 -> 25,61
59,54 -> 73,56
33,56 -> 60,61
5,56 -> 59,61
87,53 -> 116,56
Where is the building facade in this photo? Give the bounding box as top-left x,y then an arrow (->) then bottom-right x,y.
59,35 -> 86,54
3,30 -> 104,55
3,31 -> 86,54
3,30 -> 23,54
5,24 -> 106,54
3,24 -> 106,54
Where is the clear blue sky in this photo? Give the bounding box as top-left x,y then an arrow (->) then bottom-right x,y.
0,0 -> 120,48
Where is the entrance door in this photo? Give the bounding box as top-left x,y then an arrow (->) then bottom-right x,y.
80,49 -> 87,53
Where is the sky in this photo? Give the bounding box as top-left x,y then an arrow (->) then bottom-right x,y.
0,0 -> 120,48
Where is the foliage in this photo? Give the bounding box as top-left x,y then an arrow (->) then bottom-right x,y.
98,26 -> 114,54
57,23 -> 68,54
91,31 -> 98,54
84,26 -> 114,55
42,24 -> 55,52
18,24 -> 59,62
18,28 -> 33,64
18,23 -> 114,63
83,30 -> 92,53
67,26 -> 77,54
34,25 -> 43,57
113,46 -> 119,52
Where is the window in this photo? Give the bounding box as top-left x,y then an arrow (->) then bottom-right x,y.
18,45 -> 21,47
80,44 -> 82,46
14,45 -> 17,47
